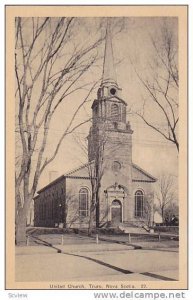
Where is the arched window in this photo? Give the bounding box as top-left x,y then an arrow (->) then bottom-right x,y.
111,104 -> 119,121
122,106 -> 126,123
135,190 -> 144,217
79,188 -> 89,217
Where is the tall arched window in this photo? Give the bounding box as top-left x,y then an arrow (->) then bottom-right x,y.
122,105 -> 126,123
79,188 -> 89,217
135,190 -> 144,217
111,104 -> 119,121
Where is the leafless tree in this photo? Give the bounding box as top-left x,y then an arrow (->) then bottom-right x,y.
15,17 -> 107,245
87,121 -> 109,235
74,116 -> 129,235
73,120 -> 108,235
64,188 -> 81,229
132,21 -> 179,151
164,201 -> 179,225
144,193 -> 154,227
155,173 -> 177,222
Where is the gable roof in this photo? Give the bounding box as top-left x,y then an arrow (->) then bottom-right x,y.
36,161 -> 156,196
132,163 -> 157,182
65,161 -> 156,182
36,162 -> 93,195
64,161 -> 93,177
37,175 -> 65,194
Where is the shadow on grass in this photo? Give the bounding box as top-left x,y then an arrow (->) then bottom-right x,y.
27,235 -> 177,281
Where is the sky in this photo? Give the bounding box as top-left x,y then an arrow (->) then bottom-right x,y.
15,17 -> 179,191
35,17 -> 178,190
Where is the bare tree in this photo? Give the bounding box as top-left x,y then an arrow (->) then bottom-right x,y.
74,117 -> 129,235
87,121 -> 109,235
64,188 -> 81,229
15,17 -> 106,245
144,193 -> 154,227
72,119 -> 108,235
155,173 -> 177,222
132,21 -> 179,151
164,201 -> 179,225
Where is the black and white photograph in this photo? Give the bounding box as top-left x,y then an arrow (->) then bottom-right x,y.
5,5 -> 188,291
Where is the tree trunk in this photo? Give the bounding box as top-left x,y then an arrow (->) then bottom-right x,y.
16,208 -> 27,246
88,203 -> 95,236
161,207 -> 164,223
96,202 -> 99,228
96,184 -> 101,228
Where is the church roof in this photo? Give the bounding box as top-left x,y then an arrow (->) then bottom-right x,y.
64,161 -> 157,182
37,175 -> 65,193
132,163 -> 157,182
64,161 -> 94,177
36,162 -> 156,196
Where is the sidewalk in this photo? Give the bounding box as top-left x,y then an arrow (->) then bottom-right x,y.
16,241 -> 135,256
92,234 -> 179,251
16,236 -> 178,256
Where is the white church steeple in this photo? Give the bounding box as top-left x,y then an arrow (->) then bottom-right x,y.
101,19 -> 118,88
97,19 -> 121,100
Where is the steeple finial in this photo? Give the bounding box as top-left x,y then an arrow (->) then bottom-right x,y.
102,19 -> 117,87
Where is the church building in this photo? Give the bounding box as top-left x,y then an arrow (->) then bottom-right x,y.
34,22 -> 157,229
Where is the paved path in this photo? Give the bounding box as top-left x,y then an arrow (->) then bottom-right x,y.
16,236 -> 178,283
26,232 -> 179,249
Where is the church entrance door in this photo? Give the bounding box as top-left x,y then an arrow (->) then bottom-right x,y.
111,200 -> 122,225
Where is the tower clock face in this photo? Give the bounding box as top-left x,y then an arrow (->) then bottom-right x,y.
110,87 -> 116,96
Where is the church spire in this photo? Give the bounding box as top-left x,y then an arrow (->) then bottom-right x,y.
101,19 -> 117,87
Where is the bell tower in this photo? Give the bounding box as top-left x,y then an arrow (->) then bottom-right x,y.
88,19 -> 134,226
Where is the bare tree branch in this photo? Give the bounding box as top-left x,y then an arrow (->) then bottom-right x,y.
131,22 -> 179,151
15,17 -> 106,245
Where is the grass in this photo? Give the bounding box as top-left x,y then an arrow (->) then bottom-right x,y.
26,226 -> 179,250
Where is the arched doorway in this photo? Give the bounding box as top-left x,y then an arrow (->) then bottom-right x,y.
111,200 -> 122,225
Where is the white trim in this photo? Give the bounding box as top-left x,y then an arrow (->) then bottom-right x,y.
133,187 -> 145,196
134,189 -> 145,218
79,186 -> 90,217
